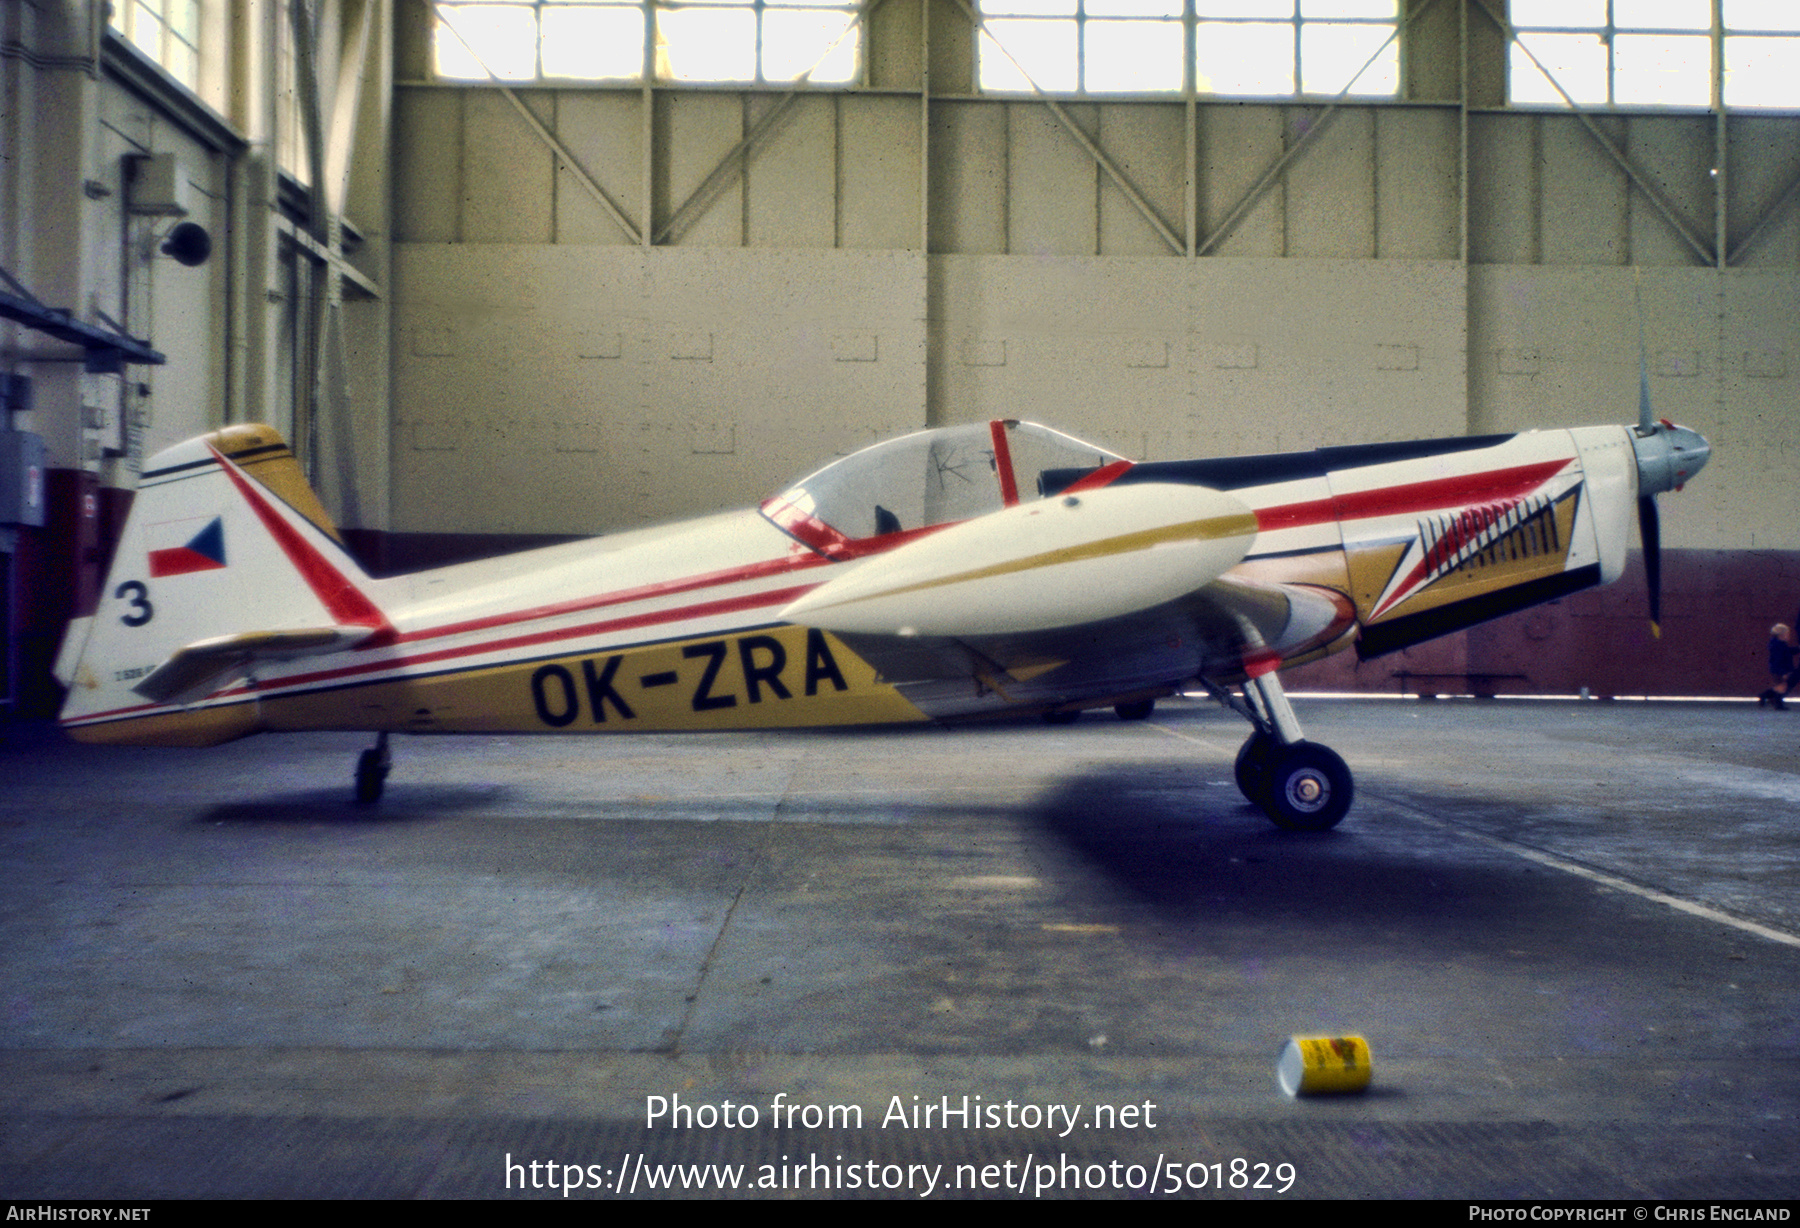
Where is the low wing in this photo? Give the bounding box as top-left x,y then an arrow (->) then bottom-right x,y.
814,574 -> 1354,720
780,482 -> 1353,718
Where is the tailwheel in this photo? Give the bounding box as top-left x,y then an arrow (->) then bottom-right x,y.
354,733 -> 391,804
1259,741 -> 1353,832
1234,730 -> 1277,805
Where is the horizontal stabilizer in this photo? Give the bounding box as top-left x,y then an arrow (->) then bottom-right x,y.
132,627 -> 378,706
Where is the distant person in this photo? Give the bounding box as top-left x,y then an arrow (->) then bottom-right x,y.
1760,623 -> 1799,709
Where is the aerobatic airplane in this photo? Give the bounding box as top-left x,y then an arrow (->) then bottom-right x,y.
54,406 -> 1708,831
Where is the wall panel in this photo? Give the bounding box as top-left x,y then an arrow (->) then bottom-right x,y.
655,93 -> 745,247
1287,108 -> 1374,259
1468,114 -> 1536,265
1097,104 -> 1185,257
1375,107 -> 1459,260
1008,102 -> 1096,257
552,91 -> 643,247
929,256 -> 1467,460
839,95 -> 921,250
928,102 -> 1006,254
1627,115 -> 1713,267
746,96 -> 837,249
1540,116 -> 1627,265
392,246 -> 926,534
1196,105 -> 1285,257
393,89 -> 462,244
1729,117 -> 1800,270
462,91 -> 554,244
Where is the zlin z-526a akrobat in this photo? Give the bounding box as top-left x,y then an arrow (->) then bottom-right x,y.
55,404 -> 1708,831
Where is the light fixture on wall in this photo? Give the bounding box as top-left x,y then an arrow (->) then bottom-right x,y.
159,221 -> 213,268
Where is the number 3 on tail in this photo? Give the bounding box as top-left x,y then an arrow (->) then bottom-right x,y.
115,581 -> 154,627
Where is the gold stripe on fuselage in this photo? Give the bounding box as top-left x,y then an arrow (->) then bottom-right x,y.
798,511 -> 1263,618
69,624 -> 929,744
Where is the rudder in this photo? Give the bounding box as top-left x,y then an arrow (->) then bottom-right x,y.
57,425 -> 389,745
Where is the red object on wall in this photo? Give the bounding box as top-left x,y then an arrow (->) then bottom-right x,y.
10,470 -> 132,717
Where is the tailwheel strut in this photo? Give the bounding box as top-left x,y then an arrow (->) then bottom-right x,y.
355,732 -> 391,805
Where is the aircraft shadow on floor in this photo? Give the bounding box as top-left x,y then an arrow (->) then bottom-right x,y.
1025,763 -> 1563,929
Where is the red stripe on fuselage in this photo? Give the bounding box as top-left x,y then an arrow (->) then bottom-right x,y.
1252,459 -> 1572,534
63,582 -> 821,726
387,551 -> 835,647
240,582 -> 821,695
1061,460 -> 1134,494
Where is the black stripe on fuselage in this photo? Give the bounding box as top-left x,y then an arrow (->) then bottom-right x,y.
1040,433 -> 1518,496
1355,564 -> 1601,660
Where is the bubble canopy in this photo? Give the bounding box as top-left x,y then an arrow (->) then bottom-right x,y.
761,420 -> 1126,557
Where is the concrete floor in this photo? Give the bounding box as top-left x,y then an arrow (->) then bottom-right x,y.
1,696 -> 1796,1199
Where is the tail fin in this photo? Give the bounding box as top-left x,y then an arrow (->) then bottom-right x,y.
57,425 -> 391,746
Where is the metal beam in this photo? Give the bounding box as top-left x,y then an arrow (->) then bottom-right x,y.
427,0 -> 643,246
324,0 -> 376,220
654,0 -> 889,246
1727,166 -> 1800,267
947,0 -> 1184,256
655,91 -> 808,246
0,287 -> 165,367
1469,0 -> 1716,267
1197,0 -> 1441,258
277,217 -> 381,299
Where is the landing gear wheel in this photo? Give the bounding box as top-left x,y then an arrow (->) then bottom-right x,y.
1259,741 -> 1353,832
1042,709 -> 1081,725
1234,731 -> 1277,804
1114,698 -> 1155,721
355,738 -> 390,805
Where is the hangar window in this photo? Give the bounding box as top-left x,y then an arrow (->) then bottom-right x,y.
431,0 -> 861,84
976,0 -> 1400,97
1508,1 -> 1800,109
110,0 -> 203,91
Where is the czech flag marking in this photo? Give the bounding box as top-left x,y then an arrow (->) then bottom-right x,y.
148,517 -> 227,578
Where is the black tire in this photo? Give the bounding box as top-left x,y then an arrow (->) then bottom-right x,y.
1260,742 -> 1353,832
1114,699 -> 1155,721
1234,730 -> 1277,804
354,747 -> 389,804
1042,709 -> 1081,725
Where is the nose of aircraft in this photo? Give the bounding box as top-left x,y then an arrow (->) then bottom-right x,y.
1633,420 -> 1711,496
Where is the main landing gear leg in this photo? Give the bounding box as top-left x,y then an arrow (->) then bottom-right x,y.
355,732 -> 391,805
1210,672 -> 1353,832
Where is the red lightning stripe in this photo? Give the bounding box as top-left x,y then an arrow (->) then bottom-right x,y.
207,445 -> 394,637
1370,500 -> 1527,620
1060,460 -> 1134,494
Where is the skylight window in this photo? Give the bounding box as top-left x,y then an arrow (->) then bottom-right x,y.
432,0 -> 860,84
1509,0 -> 1800,109
978,0 -> 1400,98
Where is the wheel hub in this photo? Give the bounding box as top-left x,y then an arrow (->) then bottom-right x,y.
1286,770 -> 1327,811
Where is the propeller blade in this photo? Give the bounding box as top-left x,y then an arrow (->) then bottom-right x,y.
1639,493 -> 1662,639
1634,268 -> 1653,435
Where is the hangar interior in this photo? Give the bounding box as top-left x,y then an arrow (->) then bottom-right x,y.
4,0 -> 1799,712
